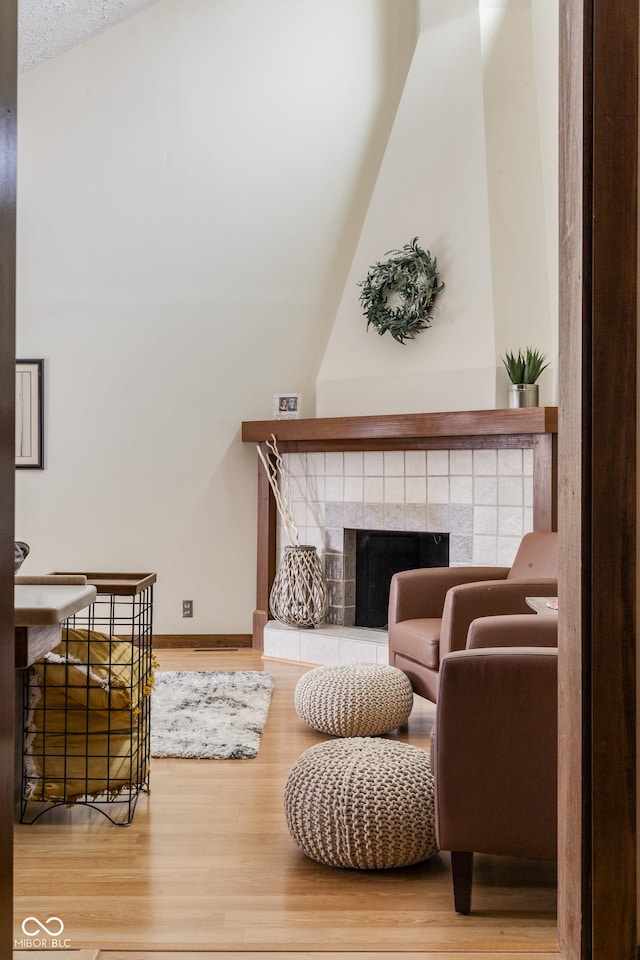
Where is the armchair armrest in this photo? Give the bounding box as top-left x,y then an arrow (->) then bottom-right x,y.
440,578 -> 558,656
388,566 -> 510,625
432,646 -> 557,861
466,613 -> 557,649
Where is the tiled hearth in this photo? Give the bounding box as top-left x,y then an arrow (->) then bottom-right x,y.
263,620 -> 389,666
265,446 -> 534,665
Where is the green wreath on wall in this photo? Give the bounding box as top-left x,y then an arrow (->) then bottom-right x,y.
358,237 -> 444,345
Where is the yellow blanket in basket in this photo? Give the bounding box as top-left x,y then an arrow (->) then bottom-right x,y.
24,628 -> 154,802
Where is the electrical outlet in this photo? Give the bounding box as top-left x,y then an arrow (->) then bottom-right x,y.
182,600 -> 193,618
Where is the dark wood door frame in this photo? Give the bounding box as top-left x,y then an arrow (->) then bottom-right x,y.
0,1 -> 17,957
559,0 -> 638,957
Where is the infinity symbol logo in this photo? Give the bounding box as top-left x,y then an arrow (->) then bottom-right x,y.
21,917 -> 65,936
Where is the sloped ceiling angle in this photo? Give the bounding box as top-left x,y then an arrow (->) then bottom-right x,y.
19,0 -> 164,71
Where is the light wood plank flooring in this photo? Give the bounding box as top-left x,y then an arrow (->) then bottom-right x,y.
13,649 -> 558,954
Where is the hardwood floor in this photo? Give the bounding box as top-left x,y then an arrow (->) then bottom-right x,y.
13,649 -> 558,955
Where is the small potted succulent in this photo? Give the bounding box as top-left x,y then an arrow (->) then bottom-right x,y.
502,347 -> 549,408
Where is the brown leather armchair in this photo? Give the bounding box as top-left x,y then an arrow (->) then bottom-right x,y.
388,531 -> 557,702
431,613 -> 558,914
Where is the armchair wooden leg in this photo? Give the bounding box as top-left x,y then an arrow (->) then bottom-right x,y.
451,851 -> 474,915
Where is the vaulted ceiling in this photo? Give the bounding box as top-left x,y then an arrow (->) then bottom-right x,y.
19,0 -> 164,71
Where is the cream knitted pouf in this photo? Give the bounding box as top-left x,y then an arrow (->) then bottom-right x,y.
294,662 -> 414,737
284,737 -> 438,869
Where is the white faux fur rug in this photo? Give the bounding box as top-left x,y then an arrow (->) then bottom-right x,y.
150,670 -> 275,759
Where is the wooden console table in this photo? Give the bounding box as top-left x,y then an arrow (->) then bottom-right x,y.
242,407 -> 558,648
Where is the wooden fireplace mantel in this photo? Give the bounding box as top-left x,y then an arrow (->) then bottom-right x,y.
241,406 -> 558,447
241,407 -> 558,648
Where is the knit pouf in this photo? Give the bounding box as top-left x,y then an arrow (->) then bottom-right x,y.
284,737 -> 438,869
294,662 -> 414,737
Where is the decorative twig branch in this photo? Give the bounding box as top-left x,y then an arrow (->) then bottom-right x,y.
256,435 -> 300,547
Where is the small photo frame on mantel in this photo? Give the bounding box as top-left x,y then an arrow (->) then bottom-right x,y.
16,359 -> 44,469
273,393 -> 302,421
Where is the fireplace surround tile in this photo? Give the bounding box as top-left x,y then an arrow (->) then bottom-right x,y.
288,453 -> 307,476
384,477 -> 405,503
427,450 -> 450,475
292,500 -> 307,527
326,526 -> 344,551
384,504 -> 406,529
450,449 -> 473,473
326,452 -> 344,475
307,475 -> 325,503
384,451 -> 405,476
450,503 -> 473,533
325,476 -> 344,501
325,501 -> 344,526
328,581 -> 345,608
428,476 -> 449,502
474,534 -> 500,564
307,452 -> 325,476
474,476 -> 498,504
278,447 -> 533,629
498,448 -> 524,475
499,476 -> 525,505
344,502 -> 364,528
345,451 -> 364,475
290,474 -> 307,501
324,553 -> 343,580
406,477 -> 427,503
473,449 -> 498,474
364,451 -> 384,475
306,526 -> 324,552
364,476 -> 384,502
524,477 -> 534,505
524,449 -> 534,475
405,450 -> 426,475
499,505 -> 524,536
426,504 -> 450,530
364,503 -> 385,528
345,476 -> 364,501
306,501 -> 325,527
474,505 -> 498,535
405,504 -> 428,530
450,534 -> 473,564
451,476 -> 473,503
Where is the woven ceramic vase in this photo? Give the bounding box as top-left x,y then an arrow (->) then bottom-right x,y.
270,545 -> 328,628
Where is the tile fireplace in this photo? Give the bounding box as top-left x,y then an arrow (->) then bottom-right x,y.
242,408 -> 558,664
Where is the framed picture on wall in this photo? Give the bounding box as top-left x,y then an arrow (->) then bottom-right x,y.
16,359 -> 44,469
273,393 -> 302,420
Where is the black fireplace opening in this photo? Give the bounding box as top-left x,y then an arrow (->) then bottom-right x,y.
355,530 -> 449,628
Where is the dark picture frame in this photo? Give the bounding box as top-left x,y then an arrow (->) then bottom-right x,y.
15,359 -> 44,469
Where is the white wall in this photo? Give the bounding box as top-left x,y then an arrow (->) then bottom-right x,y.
530,0 -> 559,399
480,0 -> 557,406
316,0 -> 558,416
15,0 -> 418,633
